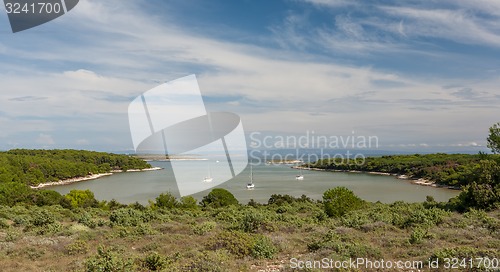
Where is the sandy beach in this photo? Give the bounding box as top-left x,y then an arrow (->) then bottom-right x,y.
293,166 -> 461,190
30,167 -> 162,189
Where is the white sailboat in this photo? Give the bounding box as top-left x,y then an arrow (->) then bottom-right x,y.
203,162 -> 213,183
246,164 -> 255,189
295,165 -> 304,180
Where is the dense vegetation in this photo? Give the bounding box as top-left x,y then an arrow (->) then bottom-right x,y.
0,188 -> 497,271
0,149 -> 151,186
309,153 -> 500,187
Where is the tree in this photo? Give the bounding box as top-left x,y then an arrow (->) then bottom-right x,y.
201,188 -> 238,208
0,182 -> 33,206
323,187 -> 364,217
487,122 -> 500,154
64,189 -> 98,208
456,182 -> 500,211
179,196 -> 198,209
155,192 -> 177,209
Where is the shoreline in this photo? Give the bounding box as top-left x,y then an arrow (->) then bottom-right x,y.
292,166 -> 461,190
30,167 -> 162,189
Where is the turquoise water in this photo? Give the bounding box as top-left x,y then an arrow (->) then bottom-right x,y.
49,161 -> 459,204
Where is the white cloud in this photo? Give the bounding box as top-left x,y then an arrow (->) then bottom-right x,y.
76,139 -> 90,145
0,0 -> 498,150
378,6 -> 500,47
36,133 -> 55,145
300,0 -> 356,7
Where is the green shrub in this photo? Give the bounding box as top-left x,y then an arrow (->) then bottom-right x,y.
0,218 -> 9,229
109,208 -> 144,227
201,189 -> 238,208
206,231 -> 254,258
341,212 -> 369,229
155,192 -> 177,209
268,194 -> 296,206
31,209 -> 56,227
307,230 -> 340,252
185,250 -> 229,272
64,190 -> 98,209
193,221 -> 217,235
252,235 -> 277,259
323,187 -> 364,217
66,240 -> 89,255
0,182 -> 33,206
34,190 -> 64,206
78,212 -> 97,229
36,222 -> 62,235
180,196 -> 199,209
409,227 -> 428,244
455,182 -> 500,211
85,246 -> 133,272
394,206 -> 448,228
133,223 -> 156,236
143,252 -> 168,271
240,211 -> 267,233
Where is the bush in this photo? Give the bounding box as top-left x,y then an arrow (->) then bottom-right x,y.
201,189 -> 238,208
143,252 -> 168,271
252,235 -> 277,259
155,192 -> 177,209
85,246 -> 133,272
268,194 -> 296,206
64,190 -> 98,209
455,182 -> 500,211
66,240 -> 89,255
206,231 -> 254,258
31,209 -> 56,227
240,211 -> 267,233
0,218 -> 9,229
192,221 -> 217,235
409,227 -> 428,244
0,182 -> 33,206
323,187 -> 364,217
179,196 -> 198,209
109,208 -> 145,227
33,190 -> 64,206
186,250 -> 229,272
78,212 -> 97,229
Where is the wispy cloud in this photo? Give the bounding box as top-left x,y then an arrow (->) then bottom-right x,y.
0,0 -> 498,150
378,6 -> 500,47
9,96 -> 48,102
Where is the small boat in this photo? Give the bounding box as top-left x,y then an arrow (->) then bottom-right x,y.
295,165 -> 304,180
203,177 -> 213,183
203,162 -> 213,182
246,165 -> 255,189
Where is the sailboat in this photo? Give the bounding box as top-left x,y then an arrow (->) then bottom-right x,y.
295,165 -> 304,180
246,165 -> 255,189
203,162 -> 213,183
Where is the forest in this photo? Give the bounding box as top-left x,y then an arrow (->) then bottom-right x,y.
308,153 -> 500,187
0,149 -> 151,186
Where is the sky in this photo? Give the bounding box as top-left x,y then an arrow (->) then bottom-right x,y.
0,0 -> 499,153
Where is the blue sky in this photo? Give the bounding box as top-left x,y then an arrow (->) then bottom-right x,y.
0,0 -> 499,152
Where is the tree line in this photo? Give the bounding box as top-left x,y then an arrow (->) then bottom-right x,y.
0,149 -> 151,186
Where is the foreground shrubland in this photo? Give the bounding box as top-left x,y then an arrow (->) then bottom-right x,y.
0,189 -> 498,271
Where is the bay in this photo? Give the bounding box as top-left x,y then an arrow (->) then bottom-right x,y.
49,161 -> 460,204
